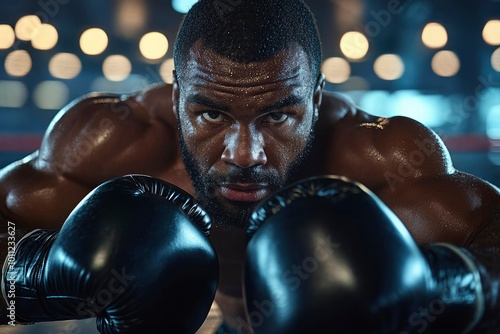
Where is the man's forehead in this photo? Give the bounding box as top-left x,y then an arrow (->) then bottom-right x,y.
181,40 -> 313,85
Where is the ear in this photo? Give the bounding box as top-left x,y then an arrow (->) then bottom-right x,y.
313,73 -> 326,119
172,70 -> 179,120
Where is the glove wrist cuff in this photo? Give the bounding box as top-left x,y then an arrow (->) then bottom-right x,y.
423,242 -> 484,333
2,229 -> 59,323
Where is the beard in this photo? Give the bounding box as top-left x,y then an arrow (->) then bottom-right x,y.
177,120 -> 316,231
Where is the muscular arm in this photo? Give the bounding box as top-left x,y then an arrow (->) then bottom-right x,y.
306,93 -> 500,331
381,169 -> 500,332
0,83 -> 178,324
0,83 -> 177,229
354,115 -> 500,332
327,112 -> 500,246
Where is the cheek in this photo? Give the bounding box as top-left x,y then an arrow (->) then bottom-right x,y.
178,109 -> 196,137
264,119 -> 312,167
179,112 -> 225,165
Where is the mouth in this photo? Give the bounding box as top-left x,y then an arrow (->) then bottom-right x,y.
218,183 -> 271,202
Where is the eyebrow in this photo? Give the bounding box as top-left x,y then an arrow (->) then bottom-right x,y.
186,94 -> 229,112
186,93 -> 306,113
259,95 -> 306,113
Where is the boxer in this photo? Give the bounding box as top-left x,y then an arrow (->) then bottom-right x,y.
1,0 -> 499,332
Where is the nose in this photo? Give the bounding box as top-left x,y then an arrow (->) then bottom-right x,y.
221,125 -> 267,168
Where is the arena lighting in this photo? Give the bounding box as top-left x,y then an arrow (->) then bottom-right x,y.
321,57 -> 351,84
482,20 -> 500,46
391,91 -> 445,128
492,47 -> 500,72
4,50 -> 32,77
0,25 -> 15,49
102,55 -> 132,81
340,31 -> 369,60
14,15 -> 41,41
0,81 -> 28,108
421,22 -> 448,49
358,91 -> 391,118
359,91 -> 446,128
172,0 -> 198,13
90,74 -> 148,94
488,149 -> 500,166
159,58 -> 175,83
431,50 -> 460,77
33,81 -> 69,110
139,32 -> 169,60
340,76 -> 370,91
373,54 -> 405,80
80,28 -> 108,55
116,0 -> 147,38
486,105 -> 500,140
49,53 -> 82,79
31,23 -> 58,50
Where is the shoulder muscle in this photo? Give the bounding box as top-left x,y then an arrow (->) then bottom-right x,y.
36,88 -> 177,187
371,116 -> 453,191
330,114 -> 453,191
0,84 -> 177,228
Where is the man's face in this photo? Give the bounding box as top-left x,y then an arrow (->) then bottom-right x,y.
173,41 -> 324,230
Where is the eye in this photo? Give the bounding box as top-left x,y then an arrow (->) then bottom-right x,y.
202,111 -> 226,122
265,112 -> 288,124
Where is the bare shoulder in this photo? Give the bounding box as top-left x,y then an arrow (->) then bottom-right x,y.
357,114 -> 453,186
0,83 -> 180,229
364,116 -> 500,246
317,95 -> 452,190
37,83 -> 178,186
315,93 -> 500,245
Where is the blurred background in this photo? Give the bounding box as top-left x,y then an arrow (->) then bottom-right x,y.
0,0 -> 499,186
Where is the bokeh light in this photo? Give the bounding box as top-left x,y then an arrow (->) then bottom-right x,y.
483,20 -> 500,46
0,25 -> 15,49
49,53 -> 82,79
486,105 -> 500,139
116,0 -> 147,38
80,28 -> 108,55
102,55 -> 132,81
421,22 -> 448,49
139,32 -> 169,60
14,15 -> 41,41
33,81 -> 70,110
31,23 -> 58,50
0,81 -> 28,108
340,31 -> 369,60
321,57 -> 351,84
373,54 -> 405,80
4,50 -> 32,77
172,0 -> 198,13
431,50 -> 460,77
492,47 -> 500,72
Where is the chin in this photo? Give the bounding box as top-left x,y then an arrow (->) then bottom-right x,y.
203,197 -> 257,231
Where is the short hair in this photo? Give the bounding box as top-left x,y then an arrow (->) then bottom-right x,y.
173,0 -> 322,85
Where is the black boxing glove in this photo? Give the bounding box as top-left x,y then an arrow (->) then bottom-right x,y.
244,176 -> 484,333
2,175 -> 218,333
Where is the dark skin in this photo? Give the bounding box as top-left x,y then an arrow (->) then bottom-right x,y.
1,42 -> 499,330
